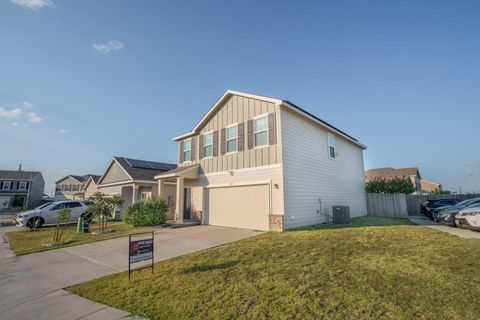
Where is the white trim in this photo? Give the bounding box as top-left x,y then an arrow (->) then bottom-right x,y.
281,101 -> 366,149
253,114 -> 269,148
201,156 -> 213,160
225,151 -> 238,156
182,138 -> 193,162
200,163 -> 281,177
19,181 -> 27,191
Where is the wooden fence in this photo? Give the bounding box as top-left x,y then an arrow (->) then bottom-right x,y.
366,193 -> 408,217
405,194 -> 480,216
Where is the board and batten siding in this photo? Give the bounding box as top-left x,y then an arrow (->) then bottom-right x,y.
178,95 -> 281,174
281,108 -> 367,229
101,161 -> 130,184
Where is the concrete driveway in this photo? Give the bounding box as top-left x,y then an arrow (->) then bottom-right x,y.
409,216 -> 480,239
0,225 -> 260,320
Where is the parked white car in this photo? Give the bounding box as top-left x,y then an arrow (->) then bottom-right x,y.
455,206 -> 480,231
15,200 -> 91,229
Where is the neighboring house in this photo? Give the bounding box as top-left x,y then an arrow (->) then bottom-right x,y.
82,175 -> 101,199
419,180 -> 442,194
96,157 -> 176,218
55,175 -> 89,200
155,90 -> 367,231
0,170 -> 45,209
365,167 -> 422,191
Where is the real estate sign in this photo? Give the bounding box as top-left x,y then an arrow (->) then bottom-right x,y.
128,232 -> 154,281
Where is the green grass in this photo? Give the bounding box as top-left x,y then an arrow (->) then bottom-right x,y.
6,222 -> 151,255
68,217 -> 480,320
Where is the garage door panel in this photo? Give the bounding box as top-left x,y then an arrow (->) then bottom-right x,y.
207,185 -> 269,231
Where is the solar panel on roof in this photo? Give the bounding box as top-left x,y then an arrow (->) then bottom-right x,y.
126,158 -> 173,171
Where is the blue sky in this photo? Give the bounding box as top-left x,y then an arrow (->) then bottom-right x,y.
1,0 -> 479,195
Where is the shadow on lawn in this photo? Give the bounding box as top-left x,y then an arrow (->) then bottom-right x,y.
183,260 -> 239,273
290,217 -> 417,232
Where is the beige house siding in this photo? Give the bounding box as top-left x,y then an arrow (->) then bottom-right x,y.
101,161 -> 130,184
55,176 -> 84,200
280,108 -> 367,229
178,95 -> 281,173
83,180 -> 98,198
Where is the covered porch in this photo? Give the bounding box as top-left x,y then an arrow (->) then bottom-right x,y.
155,165 -> 200,225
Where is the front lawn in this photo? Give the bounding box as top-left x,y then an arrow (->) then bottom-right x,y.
7,222 -> 151,255
68,217 -> 480,319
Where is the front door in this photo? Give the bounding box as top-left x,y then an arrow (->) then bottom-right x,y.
183,188 -> 191,220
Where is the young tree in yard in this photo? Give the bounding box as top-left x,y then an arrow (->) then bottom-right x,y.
366,177 -> 415,194
86,192 -> 124,232
52,207 -> 71,243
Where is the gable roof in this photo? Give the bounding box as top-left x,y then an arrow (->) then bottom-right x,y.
56,174 -> 92,184
98,157 -> 177,185
82,175 -> 101,190
0,170 -> 41,180
365,167 -> 421,181
173,90 -> 366,149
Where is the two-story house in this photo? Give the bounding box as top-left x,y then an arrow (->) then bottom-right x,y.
155,90 -> 367,231
55,174 -> 101,200
0,170 -> 45,209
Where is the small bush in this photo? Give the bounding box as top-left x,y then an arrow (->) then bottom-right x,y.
124,197 -> 168,226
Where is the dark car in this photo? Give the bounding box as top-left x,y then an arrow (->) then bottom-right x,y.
436,198 -> 480,226
421,199 -> 461,219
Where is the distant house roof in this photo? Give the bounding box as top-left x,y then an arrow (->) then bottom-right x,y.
173,90 -> 366,149
0,170 -> 42,180
89,175 -> 101,184
111,156 -> 177,182
365,167 -> 421,181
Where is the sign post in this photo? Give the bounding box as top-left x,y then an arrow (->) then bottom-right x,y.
128,231 -> 154,282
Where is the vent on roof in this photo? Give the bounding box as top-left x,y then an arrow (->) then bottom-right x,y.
124,158 -> 175,171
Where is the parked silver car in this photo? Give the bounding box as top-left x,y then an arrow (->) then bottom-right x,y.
434,198 -> 480,226
15,200 -> 91,229
455,206 -> 480,231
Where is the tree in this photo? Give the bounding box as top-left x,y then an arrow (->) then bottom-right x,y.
52,207 -> 71,243
430,186 -> 450,195
366,177 -> 415,194
86,192 -> 124,233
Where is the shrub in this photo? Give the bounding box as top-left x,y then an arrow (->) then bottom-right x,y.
124,197 -> 168,226
366,177 -> 415,194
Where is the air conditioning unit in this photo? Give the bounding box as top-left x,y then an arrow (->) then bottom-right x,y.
332,206 -> 350,224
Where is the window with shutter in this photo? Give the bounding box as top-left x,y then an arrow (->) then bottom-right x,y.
3,181 -> 11,190
253,115 -> 268,147
226,125 -> 238,153
202,132 -> 214,157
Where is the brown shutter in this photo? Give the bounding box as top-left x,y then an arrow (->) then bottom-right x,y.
268,112 -> 276,145
199,135 -> 204,159
238,122 -> 244,151
179,141 -> 184,162
213,130 -> 219,156
220,128 -> 226,155
247,119 -> 254,149
191,137 -> 196,161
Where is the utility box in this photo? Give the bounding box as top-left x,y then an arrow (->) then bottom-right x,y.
332,206 -> 350,224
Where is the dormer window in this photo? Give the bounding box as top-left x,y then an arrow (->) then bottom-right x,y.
183,139 -> 192,161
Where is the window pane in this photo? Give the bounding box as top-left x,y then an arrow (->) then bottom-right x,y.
329,146 -> 335,158
184,139 -> 191,151
226,126 -> 237,139
227,139 -> 237,153
254,117 -> 267,132
255,131 -> 268,146
204,145 -> 213,157
204,133 -> 213,145
184,150 -> 191,161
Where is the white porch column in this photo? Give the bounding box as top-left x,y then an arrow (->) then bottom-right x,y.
175,177 -> 184,224
132,184 -> 139,204
158,179 -> 166,201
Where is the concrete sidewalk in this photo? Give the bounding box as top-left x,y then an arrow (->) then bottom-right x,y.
0,225 -> 260,320
409,216 -> 480,239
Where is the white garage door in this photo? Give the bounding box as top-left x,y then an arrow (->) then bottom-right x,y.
207,184 -> 270,231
